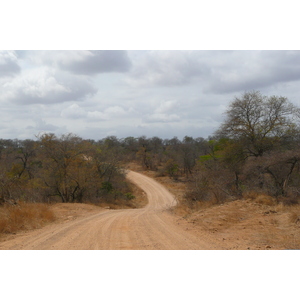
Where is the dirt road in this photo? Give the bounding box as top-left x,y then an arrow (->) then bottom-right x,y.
0,170 -> 220,250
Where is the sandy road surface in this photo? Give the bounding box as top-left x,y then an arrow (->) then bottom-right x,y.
0,171 -> 217,250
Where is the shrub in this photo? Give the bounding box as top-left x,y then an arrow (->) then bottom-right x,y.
125,193 -> 135,200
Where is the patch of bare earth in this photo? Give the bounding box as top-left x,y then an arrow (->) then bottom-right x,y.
128,162 -> 300,250
51,203 -> 103,223
185,200 -> 300,250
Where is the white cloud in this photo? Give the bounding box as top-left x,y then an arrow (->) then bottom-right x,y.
0,50 -> 18,64
0,50 -> 21,77
87,111 -> 108,121
0,66 -> 96,104
127,50 -> 208,87
61,104 -> 87,119
61,104 -> 129,122
155,100 -> 178,114
104,106 -> 126,115
144,113 -> 180,123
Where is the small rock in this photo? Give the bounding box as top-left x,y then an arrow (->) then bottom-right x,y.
266,245 -> 271,249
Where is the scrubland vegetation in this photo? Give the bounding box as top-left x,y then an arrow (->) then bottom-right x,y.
0,133 -> 135,206
131,91 -> 300,210
0,132 -> 138,234
1,90 -> 300,243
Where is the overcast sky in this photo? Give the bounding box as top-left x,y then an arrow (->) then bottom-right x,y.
1,50 -> 300,140
2,1 -> 299,292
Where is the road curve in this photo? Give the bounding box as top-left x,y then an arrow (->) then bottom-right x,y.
0,171 -> 212,250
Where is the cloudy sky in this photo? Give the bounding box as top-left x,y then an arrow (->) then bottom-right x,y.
2,0 -> 300,142
1,50 -> 300,140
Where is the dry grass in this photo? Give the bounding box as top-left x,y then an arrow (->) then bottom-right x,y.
290,211 -> 300,224
243,191 -> 277,206
183,198 -> 300,249
0,202 -> 56,235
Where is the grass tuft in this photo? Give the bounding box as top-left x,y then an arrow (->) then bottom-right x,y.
0,202 -> 55,234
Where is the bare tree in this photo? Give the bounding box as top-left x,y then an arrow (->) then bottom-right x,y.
217,91 -> 300,157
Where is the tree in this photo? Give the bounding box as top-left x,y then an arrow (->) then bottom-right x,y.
14,139 -> 37,179
37,133 -> 97,203
217,91 -> 300,157
242,150 -> 300,197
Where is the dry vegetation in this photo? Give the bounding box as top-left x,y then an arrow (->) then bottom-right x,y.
87,179 -> 148,210
0,171 -> 147,240
0,202 -> 55,235
1,91 -> 300,249
0,133 -> 148,240
186,198 -> 300,250
129,161 -> 300,250
1,161 -> 299,249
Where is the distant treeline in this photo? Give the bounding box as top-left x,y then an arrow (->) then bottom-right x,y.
0,132 -> 209,205
2,90 -> 300,207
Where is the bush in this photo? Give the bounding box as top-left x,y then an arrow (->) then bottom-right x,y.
125,193 -> 135,200
101,182 -> 113,192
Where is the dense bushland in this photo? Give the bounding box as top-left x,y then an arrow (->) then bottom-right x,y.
120,91 -> 300,208
0,133 -> 134,206
1,90 -> 300,213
